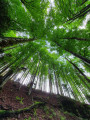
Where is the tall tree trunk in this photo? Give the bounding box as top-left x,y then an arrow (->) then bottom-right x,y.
0,51 -> 23,74
48,69 -> 52,93
28,61 -> 40,95
65,57 -> 90,83
0,37 -> 36,48
0,53 -> 12,60
58,37 -> 90,41
19,70 -> 28,89
0,69 -> 13,89
55,41 -> 90,64
80,0 -> 88,5
53,69 -> 59,94
69,75 -> 85,102
76,72 -> 89,90
56,73 -> 63,95
66,74 -> 79,101
3,45 -> 19,51
61,69 -> 71,98
66,4 -> 90,22
0,54 -> 30,89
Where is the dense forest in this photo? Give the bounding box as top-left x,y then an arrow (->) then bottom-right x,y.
0,0 -> 90,119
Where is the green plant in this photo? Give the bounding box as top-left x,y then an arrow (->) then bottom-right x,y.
49,115 -> 53,119
64,111 -> 68,114
60,116 -> 66,120
43,106 -> 49,115
16,96 -> 24,104
34,108 -> 37,117
33,108 -> 39,120
24,116 -> 31,120
50,108 -> 56,116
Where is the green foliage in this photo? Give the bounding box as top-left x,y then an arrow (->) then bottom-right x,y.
50,108 -> 56,116
24,117 -> 31,120
34,108 -> 37,117
0,0 -> 90,104
16,96 -> 24,104
60,116 -> 66,120
43,106 -> 49,115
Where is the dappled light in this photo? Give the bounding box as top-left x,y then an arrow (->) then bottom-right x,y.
0,0 -> 90,119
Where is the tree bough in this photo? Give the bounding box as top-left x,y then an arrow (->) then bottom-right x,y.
0,102 -> 45,118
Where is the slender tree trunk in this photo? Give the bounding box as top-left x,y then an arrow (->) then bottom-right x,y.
28,61 -> 40,95
58,37 -> 90,41
48,69 -> 52,93
69,75 -> 84,102
0,53 -> 12,60
0,69 -> 13,89
3,45 -> 19,51
66,75 -> 79,101
76,72 -> 89,90
0,37 -> 36,48
61,69 -> 71,98
65,57 -> 90,83
58,80 -> 63,95
53,69 -> 59,94
19,70 -> 28,89
80,0 -> 88,5
0,54 -> 30,89
66,4 -> 90,22
63,69 -> 78,100
0,51 -> 23,74
55,41 -> 90,64
56,74 -> 63,96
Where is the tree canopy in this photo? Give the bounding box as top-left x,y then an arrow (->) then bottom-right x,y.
0,0 -> 90,103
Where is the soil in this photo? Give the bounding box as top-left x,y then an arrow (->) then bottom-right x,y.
0,81 -> 88,120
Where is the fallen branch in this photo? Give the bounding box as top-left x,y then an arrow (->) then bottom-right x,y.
0,102 -> 45,118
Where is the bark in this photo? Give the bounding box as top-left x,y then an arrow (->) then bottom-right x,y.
0,52 -> 22,74
56,74 -> 63,95
0,69 -> 13,89
3,45 -> 19,51
59,37 -> 90,41
19,70 -> 30,89
61,69 -> 71,98
0,53 -> 12,60
48,69 -> 52,93
0,102 -> 45,118
0,54 -> 30,89
67,75 -> 79,101
69,75 -> 85,102
55,41 -> 90,64
80,0 -> 88,6
21,0 -> 33,4
0,51 -> 30,75
0,48 -> 4,53
0,37 -> 36,48
53,69 -> 59,94
64,69 -> 78,100
76,72 -> 89,90
66,4 -> 90,22
28,61 -> 40,95
65,57 -> 90,83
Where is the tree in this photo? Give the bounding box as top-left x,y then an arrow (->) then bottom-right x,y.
0,0 -> 90,104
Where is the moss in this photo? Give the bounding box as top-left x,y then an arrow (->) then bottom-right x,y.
24,116 -> 31,120
60,116 -> 66,120
0,110 -> 6,114
49,115 -> 53,119
0,102 -> 45,118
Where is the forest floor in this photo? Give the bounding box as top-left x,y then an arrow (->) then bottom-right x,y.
0,81 -> 88,120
